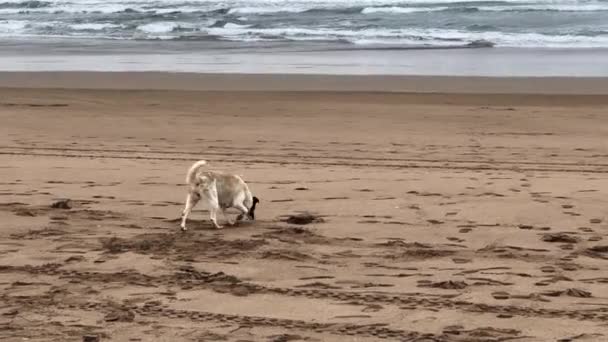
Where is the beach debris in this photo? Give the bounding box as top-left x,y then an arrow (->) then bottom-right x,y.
541,233 -> 579,244
542,288 -> 592,298
15,209 -> 36,217
565,288 -> 592,298
104,309 -> 135,322
268,334 -> 303,342
282,213 -> 324,225
583,245 -> 608,260
51,198 -> 72,209
83,335 -> 100,342
2,309 -> 19,316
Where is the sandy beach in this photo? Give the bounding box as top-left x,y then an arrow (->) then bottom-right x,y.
1,73 -> 607,341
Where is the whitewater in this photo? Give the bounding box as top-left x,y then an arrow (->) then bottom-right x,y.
1,0 -> 608,48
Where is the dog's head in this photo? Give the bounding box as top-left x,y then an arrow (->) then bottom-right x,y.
248,196 -> 260,220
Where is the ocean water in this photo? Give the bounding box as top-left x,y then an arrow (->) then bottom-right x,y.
1,0 -> 608,48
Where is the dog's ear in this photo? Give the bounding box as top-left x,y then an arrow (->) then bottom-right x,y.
253,196 -> 260,204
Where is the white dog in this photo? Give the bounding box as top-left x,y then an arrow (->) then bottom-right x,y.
180,160 -> 259,230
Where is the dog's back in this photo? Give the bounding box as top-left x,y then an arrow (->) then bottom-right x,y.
201,171 -> 252,209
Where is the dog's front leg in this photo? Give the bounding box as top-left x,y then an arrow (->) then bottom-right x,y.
209,207 -> 223,229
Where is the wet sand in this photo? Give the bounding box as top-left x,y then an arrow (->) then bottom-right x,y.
1,74 -> 607,341
2,45 -> 608,77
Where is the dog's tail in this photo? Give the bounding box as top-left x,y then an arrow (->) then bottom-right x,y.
186,160 -> 207,184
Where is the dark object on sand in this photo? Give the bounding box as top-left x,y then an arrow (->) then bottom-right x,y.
428,280 -> 468,290
51,198 -> 72,209
541,233 -> 579,244
542,288 -> 592,298
588,245 -> 608,253
565,288 -> 592,298
283,213 -> 324,225
83,335 -> 100,342
104,310 -> 135,322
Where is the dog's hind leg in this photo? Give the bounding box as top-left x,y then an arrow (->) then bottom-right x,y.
198,178 -> 222,229
234,203 -> 249,221
222,208 -> 236,226
180,192 -> 199,231
234,191 -> 250,222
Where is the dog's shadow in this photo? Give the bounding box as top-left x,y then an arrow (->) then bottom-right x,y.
169,218 -> 257,231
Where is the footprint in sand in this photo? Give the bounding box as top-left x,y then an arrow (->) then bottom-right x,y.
535,281 -> 550,286
427,219 -> 444,225
540,266 -> 556,273
298,276 -> 334,280
452,258 -> 472,264
492,291 -> 510,300
559,264 -> 579,271
296,282 -> 341,290
373,196 -> 396,200
383,221 -> 408,225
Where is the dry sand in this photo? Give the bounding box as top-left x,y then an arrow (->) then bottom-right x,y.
1,74 -> 607,342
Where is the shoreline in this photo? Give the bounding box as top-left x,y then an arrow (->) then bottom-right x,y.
3,71 -> 608,95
